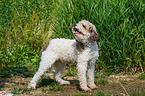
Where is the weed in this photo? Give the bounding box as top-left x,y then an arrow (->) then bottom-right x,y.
96,79 -> 110,85
137,74 -> 145,80
11,87 -> 31,94
49,82 -> 64,91
65,66 -> 77,76
95,72 -> 109,79
11,88 -> 21,94
72,93 -> 88,96
94,90 -> 105,96
41,88 -> 48,93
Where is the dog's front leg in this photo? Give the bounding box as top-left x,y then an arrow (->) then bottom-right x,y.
87,58 -> 98,89
77,53 -> 92,91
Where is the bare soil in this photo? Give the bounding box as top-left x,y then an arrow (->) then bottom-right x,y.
0,70 -> 145,96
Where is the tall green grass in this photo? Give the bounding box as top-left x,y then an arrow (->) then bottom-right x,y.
0,0 -> 144,75
50,0 -> 145,72
0,0 -> 54,75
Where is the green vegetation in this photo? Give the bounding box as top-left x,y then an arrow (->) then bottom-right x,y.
72,90 -> 109,96
1,0 -> 53,75
137,73 -> 145,80
93,90 -> 105,96
95,72 -> 110,79
65,65 -> 77,76
11,87 -> 31,94
37,77 -> 64,91
72,93 -> 88,96
0,0 -> 144,75
96,79 -> 110,85
49,82 -> 64,91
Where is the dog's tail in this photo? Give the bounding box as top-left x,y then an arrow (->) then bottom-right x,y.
40,42 -> 50,55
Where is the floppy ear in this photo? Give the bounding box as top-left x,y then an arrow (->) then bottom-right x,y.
89,26 -> 99,42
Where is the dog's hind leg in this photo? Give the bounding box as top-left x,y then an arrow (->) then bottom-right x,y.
54,62 -> 70,85
28,51 -> 58,89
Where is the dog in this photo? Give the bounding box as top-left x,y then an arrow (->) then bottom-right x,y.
28,20 -> 99,91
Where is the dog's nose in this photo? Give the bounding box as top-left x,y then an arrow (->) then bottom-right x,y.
73,24 -> 77,27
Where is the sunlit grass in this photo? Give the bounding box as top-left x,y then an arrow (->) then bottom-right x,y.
49,0 -> 145,72
0,0 -> 53,74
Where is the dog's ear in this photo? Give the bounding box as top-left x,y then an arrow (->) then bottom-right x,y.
89,26 -> 99,42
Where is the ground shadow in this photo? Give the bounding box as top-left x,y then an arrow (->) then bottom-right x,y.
0,76 -> 6,90
37,78 -> 56,88
0,66 -> 34,90
37,77 -> 81,90
69,80 -> 80,90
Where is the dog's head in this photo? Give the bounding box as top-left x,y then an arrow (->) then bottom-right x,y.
72,20 -> 99,44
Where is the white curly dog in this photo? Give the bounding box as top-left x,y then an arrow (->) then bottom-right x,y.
28,20 -> 99,91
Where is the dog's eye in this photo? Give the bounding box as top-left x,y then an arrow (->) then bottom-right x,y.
74,28 -> 79,32
79,31 -> 84,35
81,23 -> 86,29
82,25 -> 86,28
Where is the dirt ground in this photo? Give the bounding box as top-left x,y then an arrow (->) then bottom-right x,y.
0,70 -> 145,96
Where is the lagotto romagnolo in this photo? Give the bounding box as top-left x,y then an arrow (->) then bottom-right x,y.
28,20 -> 99,91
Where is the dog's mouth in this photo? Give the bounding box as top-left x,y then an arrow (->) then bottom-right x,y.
73,27 -> 84,36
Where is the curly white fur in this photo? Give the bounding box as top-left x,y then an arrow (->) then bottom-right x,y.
28,20 -> 99,91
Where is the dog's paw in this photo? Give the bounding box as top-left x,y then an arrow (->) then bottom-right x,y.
89,84 -> 98,89
27,83 -> 36,89
81,87 -> 92,91
60,81 -> 70,85
27,85 -> 36,89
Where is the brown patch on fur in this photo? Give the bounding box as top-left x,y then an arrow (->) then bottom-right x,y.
89,26 -> 99,42
40,42 -> 50,55
76,42 -> 84,53
90,31 -> 99,42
